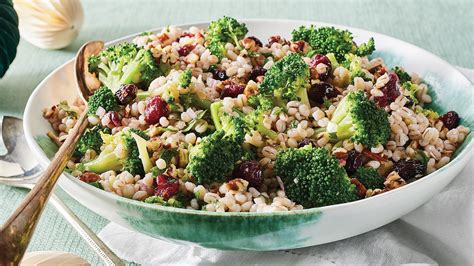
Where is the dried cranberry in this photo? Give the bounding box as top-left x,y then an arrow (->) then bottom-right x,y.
345,150 -> 363,175
249,67 -> 267,82
180,32 -> 195,38
79,172 -> 101,183
115,84 -> 138,105
297,138 -> 316,148
308,82 -> 337,104
155,174 -> 179,200
394,159 -> 426,182
104,111 -> 122,128
247,36 -> 263,47
177,44 -> 196,56
221,83 -> 245,98
144,96 -> 168,124
440,111 -> 460,130
375,73 -> 401,107
212,69 -> 228,81
232,160 -> 263,188
309,54 -> 332,81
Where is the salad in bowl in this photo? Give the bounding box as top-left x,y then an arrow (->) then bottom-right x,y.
41,16 -> 470,214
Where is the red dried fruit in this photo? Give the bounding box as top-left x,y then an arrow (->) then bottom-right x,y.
155,174 -> 179,200
177,44 -> 196,56
375,73 -> 401,107
79,172 -> 101,183
221,83 -> 245,98
144,96 -> 168,124
180,32 -> 195,38
309,54 -> 332,81
345,150 -> 363,175
249,67 -> 267,82
308,82 -> 337,104
105,111 -> 122,128
440,111 -> 460,130
232,160 -> 263,188
115,84 -> 138,105
394,159 -> 426,182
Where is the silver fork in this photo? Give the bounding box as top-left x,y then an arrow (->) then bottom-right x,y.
0,116 -> 123,265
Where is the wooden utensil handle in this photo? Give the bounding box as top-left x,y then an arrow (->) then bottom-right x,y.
0,110 -> 89,265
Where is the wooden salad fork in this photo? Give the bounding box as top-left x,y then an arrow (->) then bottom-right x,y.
0,41 -> 123,265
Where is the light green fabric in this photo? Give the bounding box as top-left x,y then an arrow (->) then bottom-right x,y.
0,0 -> 472,264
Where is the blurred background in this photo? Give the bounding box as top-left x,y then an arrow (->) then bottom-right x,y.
0,0 -> 473,118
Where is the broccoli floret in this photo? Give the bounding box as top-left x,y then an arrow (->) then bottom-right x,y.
327,91 -> 390,148
291,25 -> 375,61
258,53 -> 311,108
88,42 -> 163,93
393,66 -> 411,84
87,86 -> 118,115
80,128 -> 151,176
186,113 -> 244,184
355,167 -> 385,190
211,101 -> 277,140
275,145 -> 358,208
179,69 -> 192,88
74,126 -> 111,157
205,16 -> 248,59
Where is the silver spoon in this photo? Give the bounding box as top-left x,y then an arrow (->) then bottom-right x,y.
0,115 -> 123,265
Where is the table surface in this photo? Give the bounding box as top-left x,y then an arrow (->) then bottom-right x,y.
0,0 -> 472,264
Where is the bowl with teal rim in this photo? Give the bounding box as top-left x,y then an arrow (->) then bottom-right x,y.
24,19 -> 473,250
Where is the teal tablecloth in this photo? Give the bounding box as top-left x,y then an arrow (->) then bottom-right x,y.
0,0 -> 472,264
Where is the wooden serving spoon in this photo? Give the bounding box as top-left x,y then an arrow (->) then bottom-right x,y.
0,41 -> 122,265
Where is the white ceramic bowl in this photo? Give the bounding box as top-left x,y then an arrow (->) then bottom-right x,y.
23,19 -> 473,250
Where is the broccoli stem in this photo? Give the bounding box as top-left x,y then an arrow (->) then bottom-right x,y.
210,101 -> 223,130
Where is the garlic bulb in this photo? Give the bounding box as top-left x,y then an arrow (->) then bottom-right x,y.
13,0 -> 84,50
20,251 -> 89,265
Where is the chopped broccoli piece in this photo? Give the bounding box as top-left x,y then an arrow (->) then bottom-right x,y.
186,113 -> 244,184
87,86 -> 118,115
401,81 -> 420,104
275,145 -> 358,208
180,93 -> 212,110
212,101 -> 277,140
150,148 -> 178,176
291,25 -> 375,61
80,128 -> 150,176
74,126 -> 111,157
145,195 -> 184,208
393,66 -> 411,84
343,54 -> 369,82
88,42 -> 164,93
179,69 -> 192,88
355,167 -> 385,190
417,108 -> 439,119
258,53 -> 311,108
205,16 -> 248,59
327,91 -> 390,147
